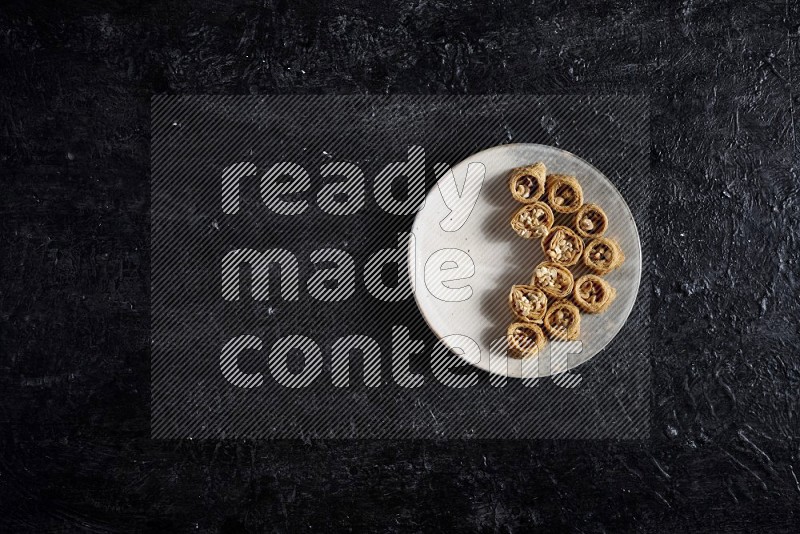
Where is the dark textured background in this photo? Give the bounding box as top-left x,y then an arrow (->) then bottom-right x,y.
1,0 -> 798,531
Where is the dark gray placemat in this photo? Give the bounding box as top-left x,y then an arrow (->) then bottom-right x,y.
151,95 -> 650,438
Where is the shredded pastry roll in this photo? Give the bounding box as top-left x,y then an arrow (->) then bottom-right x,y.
510,201 -> 554,239
583,237 -> 625,275
574,203 -> 608,238
543,300 -> 581,341
508,162 -> 547,203
541,226 -> 584,266
531,262 -> 575,299
507,322 -> 547,359
508,285 -> 548,323
545,174 -> 583,213
573,274 -> 616,313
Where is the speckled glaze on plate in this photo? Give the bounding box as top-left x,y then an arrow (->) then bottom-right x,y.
409,143 -> 641,378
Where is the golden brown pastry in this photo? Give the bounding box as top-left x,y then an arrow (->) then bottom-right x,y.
507,322 -> 547,359
545,174 -> 583,213
573,274 -> 616,313
508,285 -> 548,323
509,202 -> 554,239
541,226 -> 584,266
543,300 -> 581,341
574,203 -> 608,238
508,162 -> 546,203
583,237 -> 625,275
530,262 -> 574,299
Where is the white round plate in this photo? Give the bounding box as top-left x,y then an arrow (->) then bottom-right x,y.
409,144 -> 641,378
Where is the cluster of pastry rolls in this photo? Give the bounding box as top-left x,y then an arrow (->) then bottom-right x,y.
505,161 -> 624,357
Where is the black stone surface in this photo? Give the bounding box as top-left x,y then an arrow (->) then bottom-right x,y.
1,0 -> 798,531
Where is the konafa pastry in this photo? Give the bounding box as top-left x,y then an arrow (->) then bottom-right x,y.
545,174 -> 583,213
507,322 -> 547,359
508,162 -> 547,203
